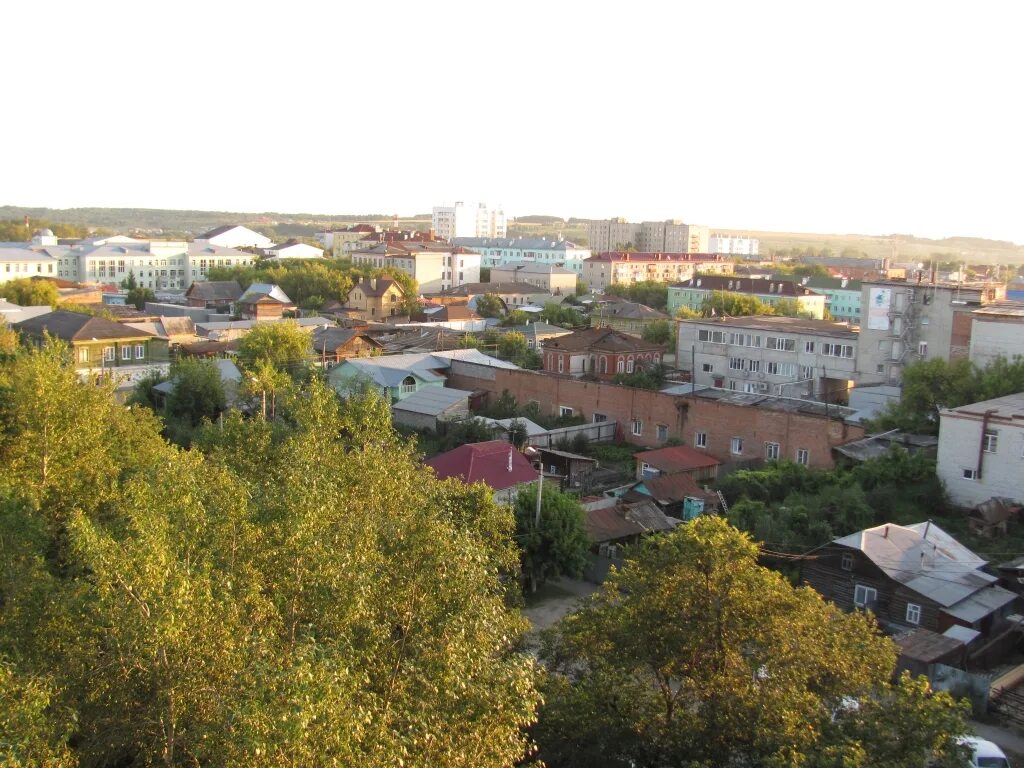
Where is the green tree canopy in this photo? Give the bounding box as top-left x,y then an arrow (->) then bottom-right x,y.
604,281 -> 668,310
533,516 -> 968,768
236,321 -> 312,380
474,293 -> 505,318
513,483 -> 590,591
700,290 -> 775,317
126,286 -> 156,310
0,278 -> 58,307
641,319 -> 673,345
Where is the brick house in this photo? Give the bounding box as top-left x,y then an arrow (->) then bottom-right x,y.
345,278 -> 405,320
541,327 -> 665,380
802,522 -> 1017,640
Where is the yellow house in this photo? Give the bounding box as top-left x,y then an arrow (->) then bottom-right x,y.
345,278 -> 405,319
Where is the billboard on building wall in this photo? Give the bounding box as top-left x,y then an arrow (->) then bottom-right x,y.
867,287 -> 892,330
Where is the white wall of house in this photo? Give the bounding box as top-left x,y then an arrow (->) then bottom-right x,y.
970,316 -> 1024,368
938,400 -> 1024,507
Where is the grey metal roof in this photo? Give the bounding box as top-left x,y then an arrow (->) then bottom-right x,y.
942,392 -> 1024,420
473,416 -> 548,437
491,261 -> 577,275
689,388 -> 857,419
237,283 -> 292,305
391,386 -> 473,416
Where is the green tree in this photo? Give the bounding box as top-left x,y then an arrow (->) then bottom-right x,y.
237,321 -> 312,381
539,303 -> 585,328
0,278 -> 58,307
0,660 -> 75,767
641,319 -> 673,345
164,357 -> 227,428
497,330 -> 529,360
501,309 -> 530,327
534,517 -> 968,768
474,293 -> 505,318
513,483 -> 590,592
700,290 -> 775,317
127,286 -> 156,310
604,281 -> 669,310
120,270 -> 138,291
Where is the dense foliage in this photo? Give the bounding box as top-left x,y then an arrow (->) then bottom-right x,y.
0,278 -> 59,307
0,339 -> 540,766
513,483 -> 590,591
604,281 -> 668,310
533,517 -> 969,768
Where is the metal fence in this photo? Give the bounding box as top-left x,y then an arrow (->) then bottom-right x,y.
527,421 -> 618,448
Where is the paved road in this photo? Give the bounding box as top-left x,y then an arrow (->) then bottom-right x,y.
970,720 -> 1024,761
522,577 -> 599,633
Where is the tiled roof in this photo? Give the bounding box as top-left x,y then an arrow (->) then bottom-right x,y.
425,441 -> 537,492
14,310 -> 156,341
635,445 -> 721,474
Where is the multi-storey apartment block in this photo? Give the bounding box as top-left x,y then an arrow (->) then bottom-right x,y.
583,252 -> 733,292
454,237 -> 590,275
798,277 -> 863,324
708,234 -> 760,256
587,219 -> 708,254
432,202 -> 506,240
676,316 -> 858,402
855,280 -> 1005,385
351,241 -> 480,293
667,276 -> 827,319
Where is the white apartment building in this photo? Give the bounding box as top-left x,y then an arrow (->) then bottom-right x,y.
432,202 -> 506,241
587,218 -> 709,254
351,242 -> 480,293
2,230 -> 258,290
582,252 -> 733,292
453,237 -> 590,275
855,280 -> 1005,385
937,392 -> 1024,508
676,315 -> 859,402
709,234 -> 760,256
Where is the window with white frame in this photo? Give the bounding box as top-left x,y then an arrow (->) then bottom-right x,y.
135,344 -> 145,359
765,442 -> 780,460
853,585 -> 877,608
905,603 -> 921,625
121,346 -> 131,361
804,341 -> 815,353
78,347 -> 90,363
695,431 -> 707,448
400,376 -> 416,395
626,359 -> 634,373
559,406 -> 573,417
631,419 -> 642,436
730,437 -> 743,455
103,346 -> 115,362
796,448 -> 809,465
702,362 -> 713,372
617,359 -> 625,373
983,429 -> 998,454
963,468 -> 979,480
841,552 -> 853,571
766,336 -> 796,351
593,412 -> 607,423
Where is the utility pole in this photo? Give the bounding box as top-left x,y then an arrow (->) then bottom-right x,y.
535,457 -> 544,527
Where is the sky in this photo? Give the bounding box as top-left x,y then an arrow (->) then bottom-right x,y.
4,1 -> 1023,242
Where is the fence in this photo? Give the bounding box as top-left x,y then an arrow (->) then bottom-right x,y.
527,421 -> 618,449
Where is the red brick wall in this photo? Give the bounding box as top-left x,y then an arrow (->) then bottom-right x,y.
446,368 -> 864,469
950,309 -> 974,359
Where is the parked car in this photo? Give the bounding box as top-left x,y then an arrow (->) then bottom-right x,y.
959,736 -> 1011,768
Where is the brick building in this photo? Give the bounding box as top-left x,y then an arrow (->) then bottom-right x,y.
541,327 -> 665,380
445,364 -> 863,468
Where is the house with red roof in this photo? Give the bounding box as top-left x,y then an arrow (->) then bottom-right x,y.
424,440 -> 538,504
633,444 -> 721,483
541,327 -> 665,380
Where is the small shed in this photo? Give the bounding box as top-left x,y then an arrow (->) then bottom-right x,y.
893,627 -> 966,678
537,447 -> 598,492
391,387 -> 473,431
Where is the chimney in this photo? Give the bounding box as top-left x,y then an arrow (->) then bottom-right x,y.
883,525 -> 889,538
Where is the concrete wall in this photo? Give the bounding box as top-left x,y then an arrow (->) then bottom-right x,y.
938,410 -> 1024,507
970,316 -> 1024,368
446,367 -> 863,468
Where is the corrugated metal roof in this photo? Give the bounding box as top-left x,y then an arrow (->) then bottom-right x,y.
391,387 -> 472,416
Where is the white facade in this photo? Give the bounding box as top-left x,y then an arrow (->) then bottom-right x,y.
432,202 -> 506,240
265,241 -> 325,259
195,225 -> 273,250
709,234 -> 760,256
453,237 -> 590,275
969,306 -> 1024,368
938,393 -> 1024,508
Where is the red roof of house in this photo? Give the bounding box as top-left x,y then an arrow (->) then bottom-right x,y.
635,445 -> 721,474
425,441 -> 537,492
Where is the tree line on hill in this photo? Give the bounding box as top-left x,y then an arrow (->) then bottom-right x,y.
0,326 -> 974,766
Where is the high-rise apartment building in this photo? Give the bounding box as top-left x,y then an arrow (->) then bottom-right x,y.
432,202 -> 506,241
709,234 -> 759,256
587,218 -> 708,253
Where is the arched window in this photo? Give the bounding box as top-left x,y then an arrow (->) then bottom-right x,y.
400,376 -> 416,395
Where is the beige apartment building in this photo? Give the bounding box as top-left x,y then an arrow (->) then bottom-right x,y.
583,252 -> 733,292
587,218 -> 709,254
351,242 -> 481,293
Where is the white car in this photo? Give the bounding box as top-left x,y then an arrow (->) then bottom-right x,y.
960,736 -> 1012,768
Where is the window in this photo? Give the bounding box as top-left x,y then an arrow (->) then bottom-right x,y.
796,448 -> 809,466
822,343 -> 855,359
558,356 -> 564,373
121,346 -> 132,361
400,376 -> 416,395
697,329 -> 726,344
905,603 -> 921,625
765,442 -> 780,460
853,585 -> 877,608
917,341 -> 928,357
593,412 -> 607,423
963,468 -> 979,480
766,336 -> 796,351
78,347 -> 90,363
626,359 -> 634,373
559,406 -> 573,417
135,344 -> 145,359
804,341 -> 815,353
765,361 -> 797,377
702,362 -> 713,373
695,431 -> 707,448
841,552 -> 853,571
657,424 -> 668,441
617,359 -> 625,373
631,419 -> 642,436
983,429 -> 998,454
730,437 -> 743,455
103,346 -> 115,362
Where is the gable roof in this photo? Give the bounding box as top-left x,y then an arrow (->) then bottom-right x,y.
831,522 -> 1008,609
196,224 -> 244,239
354,278 -> 402,298
634,473 -> 717,505
237,283 -> 292,305
599,300 -> 669,321
542,327 -> 663,354
424,440 -> 537,491
635,445 -> 721,473
14,310 -> 155,341
185,280 -> 243,302
310,327 -> 382,354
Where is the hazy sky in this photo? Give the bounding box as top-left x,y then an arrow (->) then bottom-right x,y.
4,1 -> 1022,242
